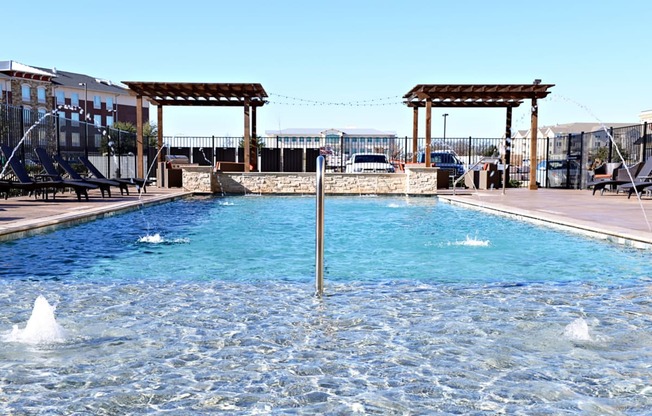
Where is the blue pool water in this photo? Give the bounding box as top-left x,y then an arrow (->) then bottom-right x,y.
1,195 -> 651,414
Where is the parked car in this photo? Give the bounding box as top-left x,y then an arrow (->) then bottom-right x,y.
345,153 -> 395,173
416,151 -> 465,178
536,159 -> 581,188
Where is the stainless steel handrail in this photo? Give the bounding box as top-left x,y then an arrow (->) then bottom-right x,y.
315,155 -> 325,296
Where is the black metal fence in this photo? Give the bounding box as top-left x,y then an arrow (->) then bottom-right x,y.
0,103 -> 156,180
1,102 -> 650,189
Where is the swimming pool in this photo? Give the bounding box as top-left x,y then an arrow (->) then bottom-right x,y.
1,196 -> 651,414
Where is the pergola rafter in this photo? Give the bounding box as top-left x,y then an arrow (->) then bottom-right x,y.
123,81 -> 268,176
403,82 -> 554,190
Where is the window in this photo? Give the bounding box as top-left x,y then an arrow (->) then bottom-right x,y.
37,87 -> 46,103
38,108 -> 47,118
72,132 -> 80,147
93,95 -> 101,109
94,134 -> 102,148
21,84 -> 30,102
59,131 -> 66,146
94,115 -> 102,127
56,91 -> 65,105
0,83 -> 3,99
72,112 -> 79,127
71,93 -> 79,107
106,97 -> 113,110
106,115 -> 114,126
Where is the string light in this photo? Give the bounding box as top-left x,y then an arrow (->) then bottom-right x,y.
267,92 -> 404,107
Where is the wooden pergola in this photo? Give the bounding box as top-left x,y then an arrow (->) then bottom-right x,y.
122,82 -> 268,176
403,82 -> 554,189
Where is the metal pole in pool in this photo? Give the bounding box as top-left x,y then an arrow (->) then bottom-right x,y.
315,155 -> 325,296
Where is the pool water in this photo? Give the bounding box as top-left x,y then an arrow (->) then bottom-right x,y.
1,196 -> 651,414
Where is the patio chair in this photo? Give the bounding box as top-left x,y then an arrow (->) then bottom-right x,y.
1,145 -> 67,200
32,147 -> 98,201
616,158 -> 652,199
591,162 -> 622,181
78,155 -> 150,194
587,161 -> 644,196
53,154 -> 125,197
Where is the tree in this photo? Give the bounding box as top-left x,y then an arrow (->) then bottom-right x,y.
100,121 -> 158,154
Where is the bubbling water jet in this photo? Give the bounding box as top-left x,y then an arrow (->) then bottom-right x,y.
3,295 -> 67,344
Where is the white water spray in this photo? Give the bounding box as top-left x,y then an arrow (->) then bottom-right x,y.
563,317 -> 591,342
3,295 -> 67,344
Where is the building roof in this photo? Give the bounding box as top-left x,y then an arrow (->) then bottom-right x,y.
543,122 -> 638,135
35,67 -> 128,94
265,128 -> 397,136
0,60 -> 54,77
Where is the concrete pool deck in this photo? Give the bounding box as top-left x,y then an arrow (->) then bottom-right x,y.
0,186 -> 651,248
0,187 -> 192,241
439,188 -> 652,249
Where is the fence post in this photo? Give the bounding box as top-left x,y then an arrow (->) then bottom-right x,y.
608,127 -> 614,162
468,136 -> 472,164
55,115 -> 60,156
579,131 -> 585,189
404,136 -> 408,164
642,122 -> 648,161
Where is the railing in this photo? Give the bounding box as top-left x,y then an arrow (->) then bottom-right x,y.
315,155 -> 325,296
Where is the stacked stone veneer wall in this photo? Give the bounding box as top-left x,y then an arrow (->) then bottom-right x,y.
182,166 -> 441,195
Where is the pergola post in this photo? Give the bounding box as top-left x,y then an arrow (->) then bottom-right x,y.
136,94 -> 144,178
412,106 -> 419,163
244,99 -> 250,173
425,100 -> 432,167
528,97 -> 538,190
157,105 -> 163,163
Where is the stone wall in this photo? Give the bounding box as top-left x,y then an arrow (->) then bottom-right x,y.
180,166 -> 444,195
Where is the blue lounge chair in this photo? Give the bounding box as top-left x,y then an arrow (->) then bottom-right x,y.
78,155 -> 150,194
52,153 -> 125,197
1,145 -> 67,200
32,147 -> 98,201
587,161 -> 644,196
616,158 -> 652,198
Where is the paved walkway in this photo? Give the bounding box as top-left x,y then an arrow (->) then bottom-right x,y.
0,187 -> 192,241
439,188 -> 652,248
1,186 -> 651,248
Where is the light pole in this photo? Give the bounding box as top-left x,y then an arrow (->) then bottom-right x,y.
442,113 -> 449,139
78,82 -> 88,157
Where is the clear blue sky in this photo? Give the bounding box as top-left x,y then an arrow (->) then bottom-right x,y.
5,0 -> 651,138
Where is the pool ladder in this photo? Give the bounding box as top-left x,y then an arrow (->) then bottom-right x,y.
315,156 -> 325,296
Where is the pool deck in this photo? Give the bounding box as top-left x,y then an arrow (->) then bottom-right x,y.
0,187 -> 193,241
0,186 -> 651,248
439,188 -> 652,249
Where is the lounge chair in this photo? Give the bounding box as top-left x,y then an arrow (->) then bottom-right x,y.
587,161 -> 644,196
78,155 -> 150,194
32,147 -> 98,201
616,158 -> 652,198
52,154 -> 125,197
591,162 -> 622,181
1,145 -> 68,200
